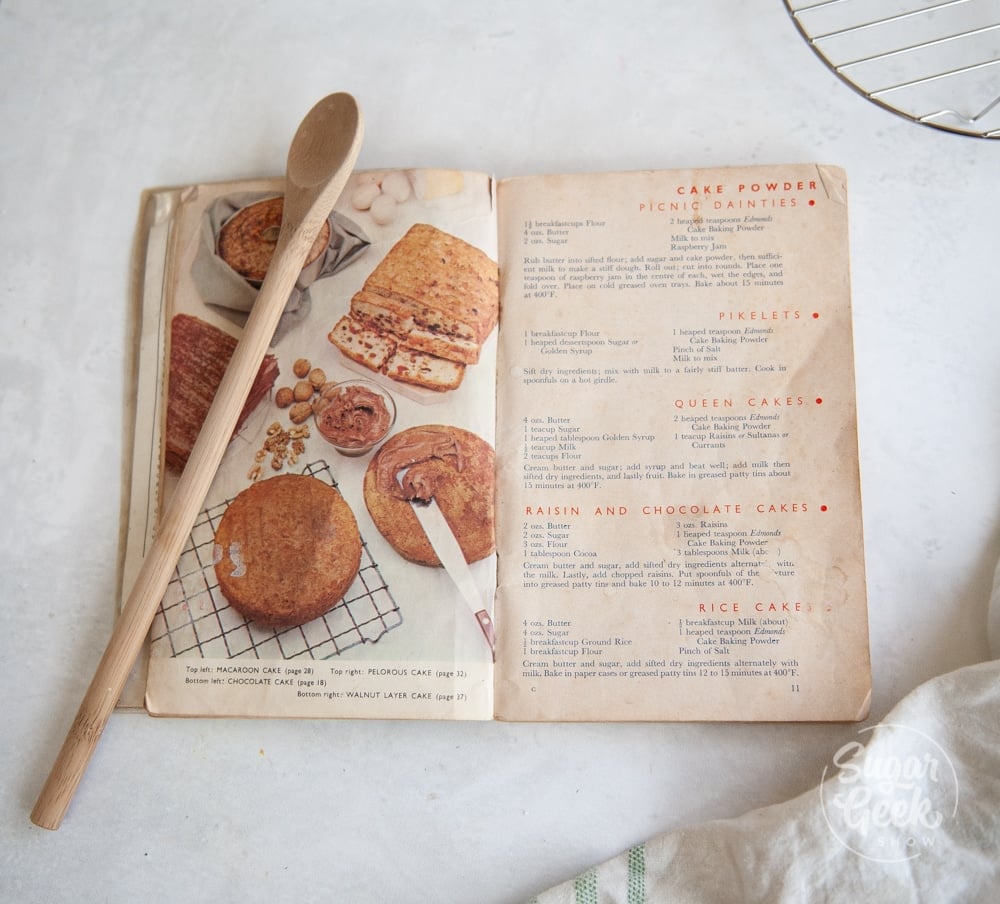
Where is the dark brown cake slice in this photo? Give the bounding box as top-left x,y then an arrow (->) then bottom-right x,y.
165,313 -> 279,473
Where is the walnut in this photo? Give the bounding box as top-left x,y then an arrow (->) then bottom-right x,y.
293,358 -> 311,378
248,421 -> 309,481
308,367 -> 327,389
289,401 -> 313,424
293,380 -> 314,402
275,386 -> 295,408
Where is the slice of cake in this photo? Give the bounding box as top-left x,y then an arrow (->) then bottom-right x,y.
349,288 -> 416,337
328,315 -> 397,371
165,314 -> 279,473
403,326 -> 482,365
384,346 -> 465,392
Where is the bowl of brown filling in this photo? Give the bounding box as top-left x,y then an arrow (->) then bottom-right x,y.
313,379 -> 396,456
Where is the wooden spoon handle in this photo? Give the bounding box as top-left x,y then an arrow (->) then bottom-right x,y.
30,222 -> 328,831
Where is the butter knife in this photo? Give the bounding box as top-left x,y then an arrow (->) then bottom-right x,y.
409,498 -> 496,658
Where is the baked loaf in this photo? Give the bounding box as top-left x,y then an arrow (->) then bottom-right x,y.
329,224 -> 498,391
213,474 -> 362,628
362,223 -> 498,343
165,313 -> 279,473
218,196 -> 331,283
363,425 -> 495,566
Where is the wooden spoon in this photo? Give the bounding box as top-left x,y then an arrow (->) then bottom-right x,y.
31,92 -> 364,830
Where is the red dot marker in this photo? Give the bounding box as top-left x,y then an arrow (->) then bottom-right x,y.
812,312 -> 820,319
815,397 -> 823,405
808,199 -> 816,206
820,505 -> 828,512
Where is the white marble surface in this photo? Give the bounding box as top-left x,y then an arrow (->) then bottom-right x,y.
2,2 -> 998,902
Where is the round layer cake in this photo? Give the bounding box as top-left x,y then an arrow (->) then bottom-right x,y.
213,474 -> 361,628
363,424 -> 495,566
217,196 -> 332,283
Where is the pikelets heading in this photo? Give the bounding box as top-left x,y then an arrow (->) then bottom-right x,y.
329,223 -> 499,391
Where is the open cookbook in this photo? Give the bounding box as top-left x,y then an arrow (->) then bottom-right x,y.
122,164 -> 870,722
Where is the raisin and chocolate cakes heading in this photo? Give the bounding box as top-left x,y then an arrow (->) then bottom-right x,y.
328,223 -> 499,392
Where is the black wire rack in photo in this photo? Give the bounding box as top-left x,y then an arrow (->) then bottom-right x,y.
150,460 -> 402,660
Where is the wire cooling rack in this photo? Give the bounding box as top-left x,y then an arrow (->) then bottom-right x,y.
150,460 -> 402,661
784,0 -> 1000,137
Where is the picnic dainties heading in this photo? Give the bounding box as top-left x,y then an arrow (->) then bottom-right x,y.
641,175 -> 821,213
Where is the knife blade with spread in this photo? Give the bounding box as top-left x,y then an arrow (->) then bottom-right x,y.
407,495 -> 495,658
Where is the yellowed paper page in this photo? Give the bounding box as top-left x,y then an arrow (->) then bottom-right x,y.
116,187 -> 180,710
139,170 -> 499,720
494,166 -> 870,721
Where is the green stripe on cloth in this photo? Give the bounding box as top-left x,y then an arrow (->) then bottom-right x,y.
574,867 -> 598,904
627,844 -> 645,903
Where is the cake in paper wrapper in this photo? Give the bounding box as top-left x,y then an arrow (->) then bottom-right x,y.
217,196 -> 331,283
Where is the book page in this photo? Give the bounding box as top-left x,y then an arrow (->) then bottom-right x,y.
136,169 -> 500,719
494,166 -> 870,721
116,186 -> 182,710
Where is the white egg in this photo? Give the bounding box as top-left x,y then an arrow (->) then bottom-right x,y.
369,193 -> 398,225
350,182 -> 382,211
380,170 -> 412,203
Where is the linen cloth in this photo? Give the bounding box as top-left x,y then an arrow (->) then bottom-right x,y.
529,560 -> 1000,903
